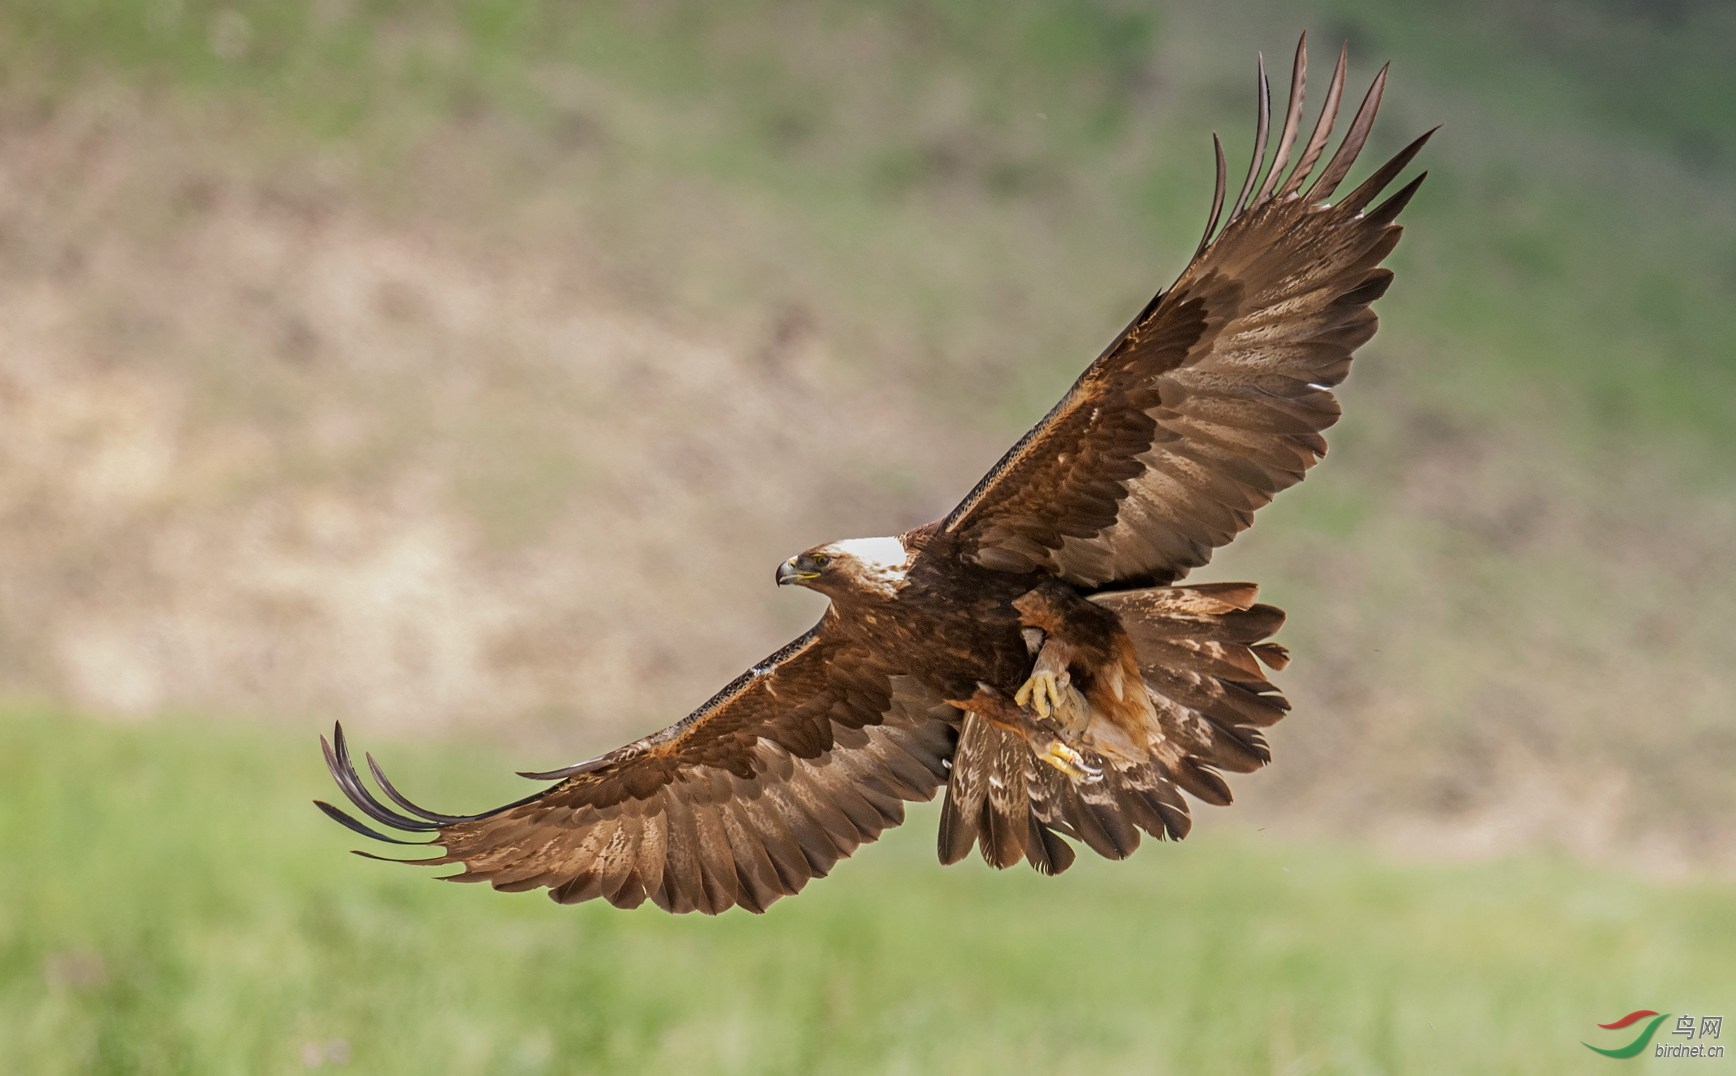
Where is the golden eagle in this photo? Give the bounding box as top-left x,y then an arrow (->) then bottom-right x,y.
319,38 -> 1429,914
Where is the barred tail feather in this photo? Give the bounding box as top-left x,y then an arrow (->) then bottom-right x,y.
937,714 -> 1190,874
936,582 -> 1289,873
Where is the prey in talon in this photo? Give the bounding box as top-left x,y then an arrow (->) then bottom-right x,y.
1014,628 -> 1092,738
952,682 -> 1105,782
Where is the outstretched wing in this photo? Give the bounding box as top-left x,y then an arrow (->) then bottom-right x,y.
317,623 -> 957,914
943,39 -> 1430,588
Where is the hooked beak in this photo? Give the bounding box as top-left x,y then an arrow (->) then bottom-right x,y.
776,558 -> 817,586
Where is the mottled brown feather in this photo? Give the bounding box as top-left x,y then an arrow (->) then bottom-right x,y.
326,626 -> 956,914
942,41 -> 1428,589
938,584 -> 1289,871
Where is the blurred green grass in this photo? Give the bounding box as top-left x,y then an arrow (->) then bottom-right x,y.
3,705 -> 1731,1075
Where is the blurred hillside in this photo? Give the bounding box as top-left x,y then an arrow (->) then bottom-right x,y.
1,0 -> 1732,862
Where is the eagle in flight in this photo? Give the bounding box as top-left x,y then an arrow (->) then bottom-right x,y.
320,37 -> 1429,914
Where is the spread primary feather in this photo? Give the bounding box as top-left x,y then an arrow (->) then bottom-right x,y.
317,36 -> 1428,914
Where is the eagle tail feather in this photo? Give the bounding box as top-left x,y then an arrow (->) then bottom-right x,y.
937,582 -> 1291,872
938,718 -> 1190,872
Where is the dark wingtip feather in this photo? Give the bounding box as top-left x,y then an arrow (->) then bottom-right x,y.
314,799 -> 426,845
319,722 -> 547,872
515,753 -> 613,781
1308,61 -> 1390,202
366,751 -> 470,824
322,725 -> 440,833
351,848 -> 446,864
1279,41 -> 1348,198
1256,33 -> 1310,206
1338,126 -> 1436,215
1226,53 -> 1272,228
1194,133 -> 1229,258
1367,169 -> 1428,227
1338,268 -> 1394,307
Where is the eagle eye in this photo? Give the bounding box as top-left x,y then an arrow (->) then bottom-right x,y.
810,553 -> 830,568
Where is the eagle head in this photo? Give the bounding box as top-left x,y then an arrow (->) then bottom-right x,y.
776,536 -> 911,599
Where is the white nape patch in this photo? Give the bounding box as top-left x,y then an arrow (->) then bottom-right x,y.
825,535 -> 912,597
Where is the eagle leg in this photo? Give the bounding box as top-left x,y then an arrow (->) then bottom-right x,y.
1013,637 -> 1092,739
1012,668 -> 1062,717
1033,731 -> 1103,782
952,683 -> 1104,783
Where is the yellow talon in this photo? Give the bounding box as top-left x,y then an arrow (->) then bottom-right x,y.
1014,670 -> 1064,718
1036,737 -> 1103,782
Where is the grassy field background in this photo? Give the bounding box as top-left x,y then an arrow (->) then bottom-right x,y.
6,705 -> 1734,1074
1,0 -> 1734,1071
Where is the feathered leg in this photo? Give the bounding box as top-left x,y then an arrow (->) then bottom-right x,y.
1012,631 -> 1092,739
949,683 -> 1103,781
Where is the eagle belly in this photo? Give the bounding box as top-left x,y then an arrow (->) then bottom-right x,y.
844,554 -> 1046,705
848,560 -> 1162,761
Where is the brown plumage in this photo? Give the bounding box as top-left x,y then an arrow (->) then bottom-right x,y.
318,36 -> 1428,914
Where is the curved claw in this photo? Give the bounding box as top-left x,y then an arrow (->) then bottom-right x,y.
1014,670 -> 1067,719
1036,738 -> 1104,783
